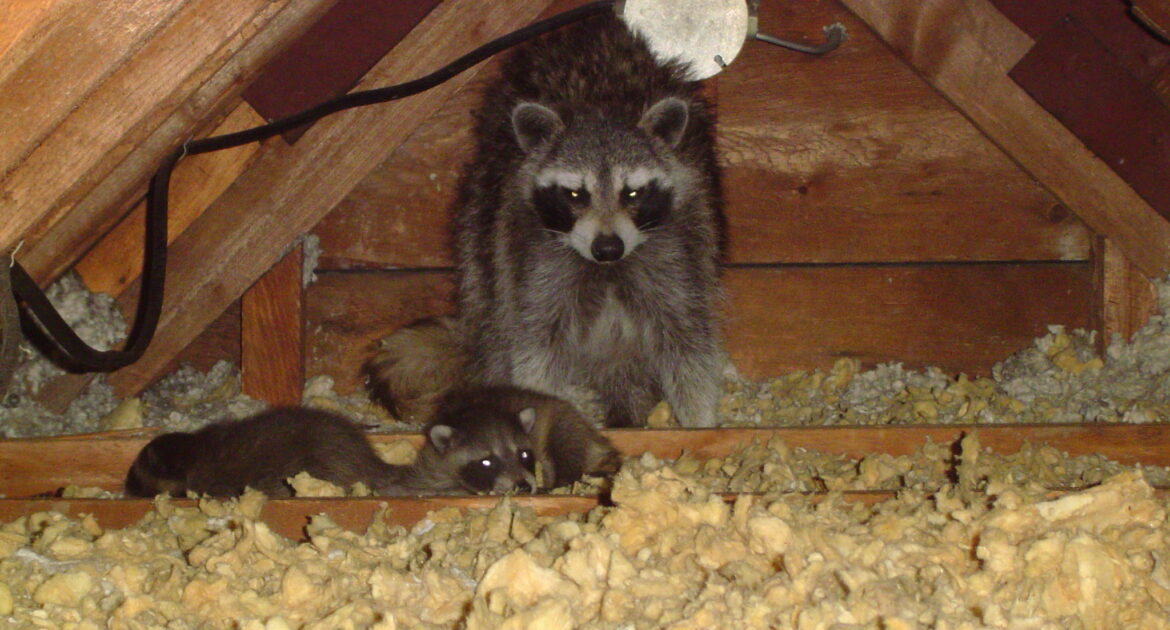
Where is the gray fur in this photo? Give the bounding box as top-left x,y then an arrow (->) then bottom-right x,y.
454,14 -> 724,427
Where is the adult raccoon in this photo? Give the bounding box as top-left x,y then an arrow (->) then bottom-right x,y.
453,12 -> 725,428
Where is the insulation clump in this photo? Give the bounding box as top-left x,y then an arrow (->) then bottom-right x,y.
2,461 -> 1169,627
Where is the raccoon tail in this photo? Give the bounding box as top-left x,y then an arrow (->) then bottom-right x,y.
365,315 -> 469,425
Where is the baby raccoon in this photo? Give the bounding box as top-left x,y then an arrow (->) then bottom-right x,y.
124,407 -> 404,498
125,391 -> 619,498
453,12 -> 725,428
421,386 -> 621,491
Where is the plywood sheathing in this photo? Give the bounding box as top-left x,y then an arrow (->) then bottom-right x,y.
840,0 -> 1170,279
0,0 -> 340,282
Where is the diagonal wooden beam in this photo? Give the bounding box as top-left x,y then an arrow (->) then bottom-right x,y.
2,0 -> 339,279
105,0 -> 557,397
839,0 -> 1170,278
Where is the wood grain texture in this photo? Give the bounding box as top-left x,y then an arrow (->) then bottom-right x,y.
161,299 -> 242,376
0,0 -> 188,178
1097,238 -> 1159,347
7,0 -> 340,282
313,77 -> 482,269
74,103 -> 267,295
1010,15 -> 1170,219
242,245 -> 305,406
724,263 -> 1093,378
840,0 -> 1170,277
717,0 -> 1089,264
306,270 -> 457,393
314,0 -> 1090,269
2,422 -> 1168,504
102,0 -> 557,398
304,263 -> 1092,393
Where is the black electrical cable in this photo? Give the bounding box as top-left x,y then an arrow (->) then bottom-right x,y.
7,0 -> 615,373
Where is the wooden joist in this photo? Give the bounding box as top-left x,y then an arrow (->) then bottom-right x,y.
3,423 -> 1169,498
2,423 -> 1169,538
839,0 -> 1170,278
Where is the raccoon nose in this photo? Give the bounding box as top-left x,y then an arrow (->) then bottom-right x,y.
591,234 -> 625,262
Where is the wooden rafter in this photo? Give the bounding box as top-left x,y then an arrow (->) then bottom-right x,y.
840,0 -> 1170,279
99,0 -> 557,397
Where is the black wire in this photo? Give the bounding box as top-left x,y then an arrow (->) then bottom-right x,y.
9,0 -> 615,372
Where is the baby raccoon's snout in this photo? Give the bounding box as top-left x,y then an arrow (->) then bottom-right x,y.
494,469 -> 538,493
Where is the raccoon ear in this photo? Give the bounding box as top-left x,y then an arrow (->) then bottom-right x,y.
512,102 -> 563,153
517,408 -> 537,434
640,97 -> 689,149
428,424 -> 457,452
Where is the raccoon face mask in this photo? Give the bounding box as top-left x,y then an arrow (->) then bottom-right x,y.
513,98 -> 690,263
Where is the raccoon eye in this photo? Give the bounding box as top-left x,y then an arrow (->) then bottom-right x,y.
518,449 -> 535,472
562,186 -> 589,204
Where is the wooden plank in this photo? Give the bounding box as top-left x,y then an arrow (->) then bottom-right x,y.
724,263 -> 1093,378
716,0 -> 1088,265
1010,14 -> 1170,219
0,0 -> 273,255
101,0 -> 557,399
0,0 -> 62,71
839,0 -> 1170,278
5,486 -> 1168,539
0,0 -> 189,178
244,0 -> 441,143
162,300 -> 242,376
242,245 -> 306,406
306,270 -> 456,392
305,263 -> 1093,393
315,0 -> 1090,269
3,423 -> 1169,500
74,103 -> 268,295
0,493 -> 895,539
8,0 -> 339,282
1097,238 -> 1159,347
313,77 -> 481,269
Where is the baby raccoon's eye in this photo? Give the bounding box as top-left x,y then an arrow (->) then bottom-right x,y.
460,454 -> 502,492
518,449 -> 535,472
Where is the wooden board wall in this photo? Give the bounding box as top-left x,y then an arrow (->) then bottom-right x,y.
303,0 -> 1095,393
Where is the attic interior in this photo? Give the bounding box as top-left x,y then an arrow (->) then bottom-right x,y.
2,0 -> 1170,625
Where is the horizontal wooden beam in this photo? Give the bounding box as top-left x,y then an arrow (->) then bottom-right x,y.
840,0 -> 1170,278
3,423 -> 1169,498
